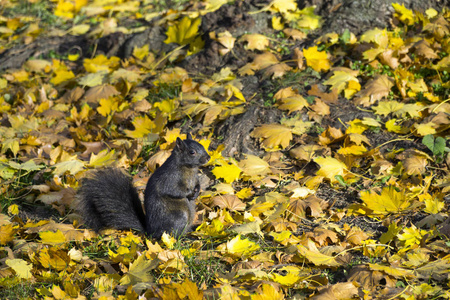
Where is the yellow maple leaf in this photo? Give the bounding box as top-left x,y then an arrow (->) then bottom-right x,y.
8,204 -> 19,215
392,3 -> 416,25
97,97 -> 119,117
164,16 -> 201,45
196,218 -> 226,237
251,283 -> 285,299
88,149 -> 117,167
295,243 -> 341,267
83,55 -> 120,73
53,159 -> 85,176
220,235 -> 260,257
395,103 -> 425,118
324,70 -> 359,94
51,69 -> 75,85
238,154 -> 271,177
373,100 -> 404,116
303,46 -> 331,72
161,232 -> 176,249
272,16 -> 284,30
270,266 -> 303,287
344,79 -> 361,99
0,224 -> 16,245
5,259 -> 33,279
240,34 -> 270,50
11,69 -> 29,82
419,193 -> 445,214
120,252 -> 156,285
278,95 -> 309,114
132,44 -> 150,60
397,224 -> 428,248
346,119 -> 369,134
70,24 -> 90,35
360,186 -> 411,215
54,0 -> 88,19
268,0 -> 297,13
337,144 -> 367,155
212,160 -> 242,183
123,115 -> 156,139
413,122 -> 437,136
297,14 -> 321,30
314,156 -> 347,183
236,187 -> 253,200
39,230 -> 66,244
360,28 -> 388,48
385,119 -> 409,134
250,124 -> 293,151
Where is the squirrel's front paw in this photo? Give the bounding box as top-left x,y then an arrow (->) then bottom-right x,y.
188,185 -> 200,201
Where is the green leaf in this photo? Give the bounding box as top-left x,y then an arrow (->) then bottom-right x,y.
422,134 -> 446,157
341,28 -> 351,44
335,175 -> 347,187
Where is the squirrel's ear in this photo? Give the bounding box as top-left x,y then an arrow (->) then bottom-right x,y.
186,133 -> 193,140
175,137 -> 185,151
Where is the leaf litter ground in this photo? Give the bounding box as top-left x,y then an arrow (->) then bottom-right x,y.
0,0 -> 449,299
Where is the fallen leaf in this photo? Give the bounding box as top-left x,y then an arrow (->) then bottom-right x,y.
303,46 -> 331,72
360,186 -> 411,215
251,124 -> 293,151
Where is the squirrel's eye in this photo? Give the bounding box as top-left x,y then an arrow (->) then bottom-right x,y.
189,149 -> 196,155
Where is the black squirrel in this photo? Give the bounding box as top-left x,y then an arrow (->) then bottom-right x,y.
77,134 -> 210,238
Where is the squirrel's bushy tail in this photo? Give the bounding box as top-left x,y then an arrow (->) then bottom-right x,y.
77,168 -> 146,232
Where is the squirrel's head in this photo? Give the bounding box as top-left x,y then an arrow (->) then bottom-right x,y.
174,134 -> 210,167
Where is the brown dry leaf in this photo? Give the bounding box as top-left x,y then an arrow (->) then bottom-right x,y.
308,84 -> 339,104
283,28 -> 306,41
82,84 -> 120,104
413,259 -> 450,281
211,31 -> 236,56
379,49 -> 399,69
310,282 -> 359,300
290,144 -> 329,161
310,98 -> 330,116
239,52 -> 279,76
287,195 -> 328,221
146,149 -> 172,173
239,34 -> 269,50
423,16 -> 450,40
293,48 -> 305,69
348,264 -> 395,290
412,39 -> 440,59
252,52 -> 280,69
306,227 -> 339,246
212,194 -> 246,211
274,87 -> 297,99
345,227 -> 370,246
263,63 -> 292,78
353,75 -> 395,107
402,151 -> 429,175
318,127 -> 345,146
